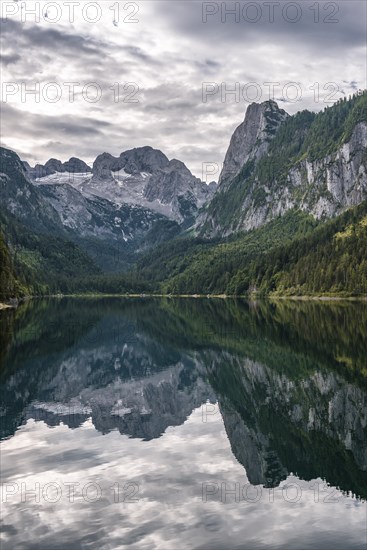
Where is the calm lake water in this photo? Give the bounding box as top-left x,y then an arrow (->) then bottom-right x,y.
0,298 -> 366,549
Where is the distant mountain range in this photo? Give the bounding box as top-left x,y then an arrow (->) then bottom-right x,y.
23,145 -> 216,225
0,91 -> 366,298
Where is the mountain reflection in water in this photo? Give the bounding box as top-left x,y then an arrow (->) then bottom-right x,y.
0,298 -> 366,549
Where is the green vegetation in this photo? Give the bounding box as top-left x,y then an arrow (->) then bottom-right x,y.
136,209 -> 318,290
134,203 -> 367,296
300,92 -> 367,161
257,109 -> 315,185
0,211 -> 150,296
203,91 -> 367,235
0,232 -> 27,301
202,158 -> 256,232
1,93 -> 366,299
227,201 -> 367,296
0,210 -> 99,296
2,201 -> 367,298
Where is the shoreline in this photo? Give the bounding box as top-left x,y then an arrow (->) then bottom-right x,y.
3,294 -> 366,302
268,295 -> 367,302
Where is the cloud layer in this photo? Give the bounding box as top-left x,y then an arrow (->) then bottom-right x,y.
1,1 -> 366,177
1,407 -> 366,549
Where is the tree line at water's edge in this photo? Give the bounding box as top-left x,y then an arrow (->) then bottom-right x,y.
1,200 -> 367,300
154,202 -> 367,296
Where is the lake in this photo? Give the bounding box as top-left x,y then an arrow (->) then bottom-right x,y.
0,298 -> 366,549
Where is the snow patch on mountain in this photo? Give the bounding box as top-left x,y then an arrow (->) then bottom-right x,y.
29,146 -> 217,224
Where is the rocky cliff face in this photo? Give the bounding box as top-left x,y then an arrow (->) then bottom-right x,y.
89,146 -> 215,224
37,182 -> 171,245
219,99 -> 289,186
6,94 -> 366,259
0,147 -> 65,233
28,146 -> 216,225
210,353 -> 367,491
201,94 -> 367,237
230,121 -> 367,232
0,146 -> 180,271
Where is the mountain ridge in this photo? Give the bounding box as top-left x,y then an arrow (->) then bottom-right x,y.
0,146 -> 181,274
218,99 -> 289,186
1,92 -> 367,297
201,92 -> 367,237
26,145 -> 217,225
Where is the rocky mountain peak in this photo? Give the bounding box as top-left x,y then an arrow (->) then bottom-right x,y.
22,143 -> 214,225
119,146 -> 169,174
218,100 -> 289,185
1,147 -> 28,177
24,156 -> 92,179
92,146 -> 169,180
92,152 -> 116,181
201,92 -> 367,237
85,146 -> 216,223
62,157 -> 92,173
167,158 -> 192,176
44,158 -> 64,173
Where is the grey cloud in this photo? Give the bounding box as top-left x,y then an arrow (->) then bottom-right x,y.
0,18 -> 163,89
122,45 -> 162,66
0,19 -> 106,58
0,1 -> 365,178
0,19 -> 161,67
2,103 -> 112,136
344,80 -> 359,91
193,59 -> 222,74
0,53 -> 21,66
154,0 -> 366,53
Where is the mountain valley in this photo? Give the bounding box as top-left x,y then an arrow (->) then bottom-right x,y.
1,91 -> 366,298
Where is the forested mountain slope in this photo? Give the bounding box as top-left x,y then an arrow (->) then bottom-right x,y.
136,201 -> 367,296
0,232 -> 23,301
201,92 -> 367,236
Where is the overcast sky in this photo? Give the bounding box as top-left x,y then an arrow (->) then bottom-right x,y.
0,0 -> 366,179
